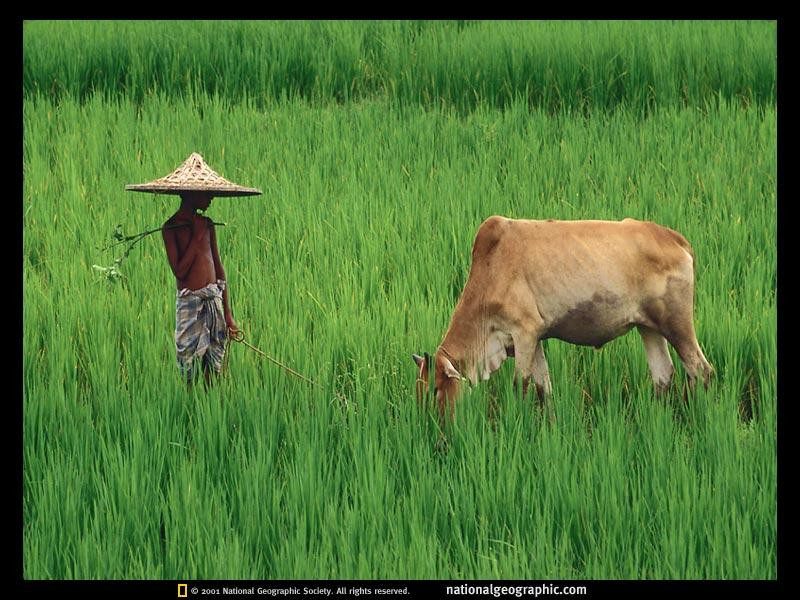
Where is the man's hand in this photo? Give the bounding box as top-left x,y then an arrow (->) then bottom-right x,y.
226,317 -> 240,337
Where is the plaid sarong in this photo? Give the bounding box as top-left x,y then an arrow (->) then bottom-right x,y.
175,279 -> 227,378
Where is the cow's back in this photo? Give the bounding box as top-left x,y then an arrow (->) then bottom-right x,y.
482,217 -> 694,282
466,217 -> 696,345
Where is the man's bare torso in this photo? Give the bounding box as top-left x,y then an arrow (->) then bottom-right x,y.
165,212 -> 218,291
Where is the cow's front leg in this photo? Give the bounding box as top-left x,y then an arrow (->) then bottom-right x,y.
512,331 -> 541,401
532,341 -> 555,423
516,374 -> 529,396
512,371 -> 529,395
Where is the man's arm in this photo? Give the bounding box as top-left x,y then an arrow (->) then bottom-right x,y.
162,221 -> 198,281
210,220 -> 239,334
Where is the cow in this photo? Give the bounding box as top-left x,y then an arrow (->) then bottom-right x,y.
413,216 -> 713,422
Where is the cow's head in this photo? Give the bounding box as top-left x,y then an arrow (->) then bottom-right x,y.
412,350 -> 463,419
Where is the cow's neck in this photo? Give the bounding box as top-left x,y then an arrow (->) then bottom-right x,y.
440,300 -> 485,381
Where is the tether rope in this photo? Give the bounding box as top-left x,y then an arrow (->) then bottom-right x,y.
223,330 -> 349,406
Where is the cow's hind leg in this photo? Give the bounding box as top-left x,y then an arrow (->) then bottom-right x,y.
660,316 -> 713,390
637,325 -> 674,393
671,332 -> 713,390
647,272 -> 714,390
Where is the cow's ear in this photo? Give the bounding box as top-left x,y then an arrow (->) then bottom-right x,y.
442,358 -> 461,379
412,354 -> 424,368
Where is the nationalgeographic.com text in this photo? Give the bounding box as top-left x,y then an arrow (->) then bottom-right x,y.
445,584 -> 587,598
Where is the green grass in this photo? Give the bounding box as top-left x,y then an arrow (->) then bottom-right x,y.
23,20 -> 776,113
23,90 -> 776,579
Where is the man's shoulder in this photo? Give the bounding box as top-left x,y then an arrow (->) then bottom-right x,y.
162,213 -> 187,235
161,216 -> 176,233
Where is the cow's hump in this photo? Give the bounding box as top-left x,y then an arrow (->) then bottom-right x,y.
472,215 -> 509,260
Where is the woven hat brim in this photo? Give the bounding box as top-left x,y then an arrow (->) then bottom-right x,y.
125,184 -> 262,197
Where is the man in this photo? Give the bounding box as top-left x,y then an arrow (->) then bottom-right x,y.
162,191 -> 238,384
125,153 -> 261,385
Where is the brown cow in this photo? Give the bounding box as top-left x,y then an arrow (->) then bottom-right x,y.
413,216 -> 713,421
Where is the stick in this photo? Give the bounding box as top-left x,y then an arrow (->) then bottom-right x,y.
100,221 -> 227,252
93,220 -> 228,282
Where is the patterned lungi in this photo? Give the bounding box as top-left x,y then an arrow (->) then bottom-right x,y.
175,279 -> 227,378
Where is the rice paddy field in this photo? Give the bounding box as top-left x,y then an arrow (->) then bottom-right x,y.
22,20 -> 777,580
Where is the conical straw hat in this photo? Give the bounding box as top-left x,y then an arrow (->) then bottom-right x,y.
125,153 -> 262,197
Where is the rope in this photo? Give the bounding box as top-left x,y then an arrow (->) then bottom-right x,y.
223,329 -> 350,408
226,330 -> 320,387
437,344 -> 457,364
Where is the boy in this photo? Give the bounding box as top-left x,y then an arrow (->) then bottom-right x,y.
125,153 -> 261,384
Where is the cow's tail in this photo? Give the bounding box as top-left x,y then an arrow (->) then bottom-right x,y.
668,227 -> 696,267
671,229 -> 698,289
